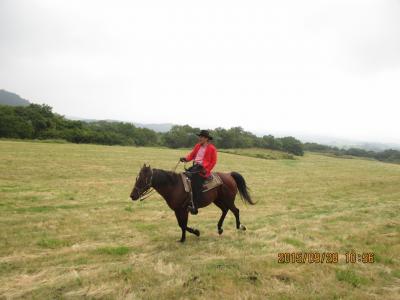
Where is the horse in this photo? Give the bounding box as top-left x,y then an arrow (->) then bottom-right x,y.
130,164 -> 255,242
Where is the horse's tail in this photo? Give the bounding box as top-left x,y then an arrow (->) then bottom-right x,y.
230,172 -> 255,205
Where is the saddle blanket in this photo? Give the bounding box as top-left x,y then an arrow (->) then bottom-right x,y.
180,173 -> 223,193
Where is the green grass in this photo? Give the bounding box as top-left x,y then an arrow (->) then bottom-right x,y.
335,269 -> 367,287
283,237 -> 306,248
94,246 -> 132,256
0,140 -> 399,299
37,238 -> 72,249
219,147 -> 294,160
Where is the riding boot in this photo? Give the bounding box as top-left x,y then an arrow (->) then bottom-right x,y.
189,185 -> 203,215
188,173 -> 204,215
187,185 -> 199,215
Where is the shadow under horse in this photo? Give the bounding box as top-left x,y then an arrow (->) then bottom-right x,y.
130,164 -> 255,242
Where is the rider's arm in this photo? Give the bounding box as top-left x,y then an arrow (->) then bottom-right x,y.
185,143 -> 200,162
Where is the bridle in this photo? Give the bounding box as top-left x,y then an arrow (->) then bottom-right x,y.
134,168 -> 155,201
133,160 -> 184,201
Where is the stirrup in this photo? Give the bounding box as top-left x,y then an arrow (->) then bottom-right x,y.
188,204 -> 198,215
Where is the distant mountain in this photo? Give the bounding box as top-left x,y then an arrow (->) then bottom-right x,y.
0,89 -> 30,106
354,142 -> 400,151
66,116 -> 104,122
253,130 -> 400,151
66,115 -> 174,133
321,140 -> 400,151
297,135 -> 400,151
133,123 -> 174,132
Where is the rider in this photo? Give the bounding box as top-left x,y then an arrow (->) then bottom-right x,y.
180,130 -> 217,215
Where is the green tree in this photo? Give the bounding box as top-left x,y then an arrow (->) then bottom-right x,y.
162,125 -> 199,148
277,136 -> 304,156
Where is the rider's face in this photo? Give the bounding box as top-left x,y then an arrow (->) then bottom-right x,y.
198,136 -> 208,145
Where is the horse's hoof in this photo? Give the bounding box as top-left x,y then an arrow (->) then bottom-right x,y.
240,224 -> 247,231
218,228 -> 223,235
178,238 -> 186,243
193,229 -> 200,237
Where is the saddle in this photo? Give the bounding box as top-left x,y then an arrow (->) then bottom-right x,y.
180,172 -> 223,194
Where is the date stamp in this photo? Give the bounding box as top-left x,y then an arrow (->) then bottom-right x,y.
277,251 -> 375,264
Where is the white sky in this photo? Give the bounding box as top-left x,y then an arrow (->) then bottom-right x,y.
1,0 -> 399,144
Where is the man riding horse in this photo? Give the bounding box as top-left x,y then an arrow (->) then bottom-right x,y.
130,129 -> 254,242
180,130 -> 217,215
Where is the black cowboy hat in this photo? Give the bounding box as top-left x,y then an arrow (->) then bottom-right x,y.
196,129 -> 213,140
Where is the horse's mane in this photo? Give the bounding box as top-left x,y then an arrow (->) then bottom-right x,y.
152,169 -> 180,187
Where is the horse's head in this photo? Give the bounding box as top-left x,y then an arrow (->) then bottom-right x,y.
130,163 -> 153,201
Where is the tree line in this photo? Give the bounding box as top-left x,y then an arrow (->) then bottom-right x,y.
162,125 -> 304,155
0,104 -> 303,155
1,104 -> 399,163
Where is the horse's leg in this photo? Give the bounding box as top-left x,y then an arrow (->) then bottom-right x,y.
186,226 -> 200,237
174,209 -> 188,242
174,209 -> 200,239
214,199 -> 228,235
228,202 -> 246,231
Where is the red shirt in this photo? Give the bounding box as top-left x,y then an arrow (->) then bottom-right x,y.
185,143 -> 217,177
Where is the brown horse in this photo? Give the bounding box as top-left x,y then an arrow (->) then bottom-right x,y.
130,164 -> 255,242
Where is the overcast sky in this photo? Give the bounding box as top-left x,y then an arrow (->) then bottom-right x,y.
1,0 -> 399,144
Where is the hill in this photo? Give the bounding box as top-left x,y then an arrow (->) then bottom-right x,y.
133,122 -> 174,133
65,117 -> 174,132
0,141 -> 399,299
0,89 -> 30,106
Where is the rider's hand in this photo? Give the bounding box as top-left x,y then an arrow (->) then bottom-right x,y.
180,157 -> 187,162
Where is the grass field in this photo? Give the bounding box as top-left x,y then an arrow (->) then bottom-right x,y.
0,140 -> 399,299
219,148 -> 294,160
